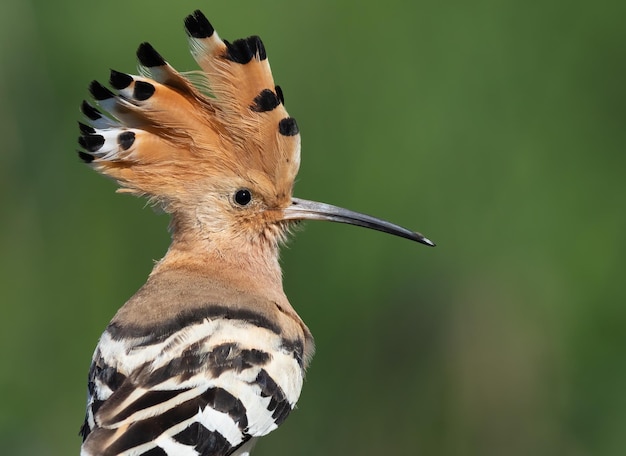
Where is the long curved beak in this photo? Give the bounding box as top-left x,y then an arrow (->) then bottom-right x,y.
283,197 -> 435,247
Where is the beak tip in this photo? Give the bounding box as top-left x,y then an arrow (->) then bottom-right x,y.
419,235 -> 436,247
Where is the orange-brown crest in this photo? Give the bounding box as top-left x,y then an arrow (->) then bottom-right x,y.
79,10 -> 435,252
79,11 -> 300,224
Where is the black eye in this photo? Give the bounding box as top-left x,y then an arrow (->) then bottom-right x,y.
234,188 -> 252,206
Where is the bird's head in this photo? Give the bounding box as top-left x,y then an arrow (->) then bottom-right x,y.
78,10 -> 433,258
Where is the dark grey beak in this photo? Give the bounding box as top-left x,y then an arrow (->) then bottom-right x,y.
282,198 -> 435,247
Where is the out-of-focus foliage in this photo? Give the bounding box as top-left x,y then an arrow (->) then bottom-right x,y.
1,0 -> 625,455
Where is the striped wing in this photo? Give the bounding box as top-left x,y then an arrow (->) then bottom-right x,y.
80,313 -> 304,456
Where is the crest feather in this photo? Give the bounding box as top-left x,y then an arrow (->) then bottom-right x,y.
78,10 -> 301,211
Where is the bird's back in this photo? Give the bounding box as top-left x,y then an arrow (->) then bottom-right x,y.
80,267 -> 312,455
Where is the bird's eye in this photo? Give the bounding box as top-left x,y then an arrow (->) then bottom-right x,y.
234,188 -> 252,206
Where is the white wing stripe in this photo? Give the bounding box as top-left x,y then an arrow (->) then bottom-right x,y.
198,406 -> 245,446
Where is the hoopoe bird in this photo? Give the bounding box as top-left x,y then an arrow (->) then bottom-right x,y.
77,10 -> 434,456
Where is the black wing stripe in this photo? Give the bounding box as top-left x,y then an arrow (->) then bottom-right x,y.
141,447 -> 168,456
105,387 -> 247,454
141,341 -> 271,387
108,305 -> 282,343
254,369 -> 292,426
205,387 -> 249,431
174,422 -> 240,456
81,353 -> 127,441
108,389 -> 189,423
88,351 -> 128,397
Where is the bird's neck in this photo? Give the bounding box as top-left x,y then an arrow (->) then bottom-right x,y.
152,234 -> 286,305
107,216 -> 312,368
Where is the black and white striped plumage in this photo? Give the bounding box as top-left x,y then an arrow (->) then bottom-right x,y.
79,271 -> 310,456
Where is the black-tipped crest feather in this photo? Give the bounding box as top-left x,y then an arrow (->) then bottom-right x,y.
184,10 -> 215,38
137,42 -> 166,67
89,80 -> 114,100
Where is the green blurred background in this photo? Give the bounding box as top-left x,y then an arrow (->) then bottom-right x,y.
2,0 -> 625,454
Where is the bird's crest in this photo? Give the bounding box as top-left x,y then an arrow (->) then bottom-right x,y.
78,10 -> 300,213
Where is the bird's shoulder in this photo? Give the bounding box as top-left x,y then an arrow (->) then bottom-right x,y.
80,269 -> 308,456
